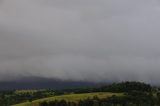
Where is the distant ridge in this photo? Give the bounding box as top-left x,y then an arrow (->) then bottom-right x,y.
0,77 -> 105,90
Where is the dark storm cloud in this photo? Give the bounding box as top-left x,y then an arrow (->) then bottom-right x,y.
0,0 -> 160,84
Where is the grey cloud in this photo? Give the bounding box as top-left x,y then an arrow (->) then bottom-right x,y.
0,0 -> 160,84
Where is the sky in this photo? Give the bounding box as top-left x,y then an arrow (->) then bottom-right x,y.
0,0 -> 160,84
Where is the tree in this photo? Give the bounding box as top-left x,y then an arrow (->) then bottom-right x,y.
40,101 -> 48,106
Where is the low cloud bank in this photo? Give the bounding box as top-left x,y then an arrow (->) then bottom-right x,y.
0,0 -> 160,84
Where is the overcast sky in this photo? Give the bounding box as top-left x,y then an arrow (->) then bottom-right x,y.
0,0 -> 160,84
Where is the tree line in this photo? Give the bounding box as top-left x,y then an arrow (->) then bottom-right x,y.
40,91 -> 160,106
39,81 -> 160,106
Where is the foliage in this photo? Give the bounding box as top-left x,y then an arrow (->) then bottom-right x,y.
13,92 -> 121,106
100,81 -> 152,92
0,81 -> 157,106
39,91 -> 157,106
0,89 -> 55,106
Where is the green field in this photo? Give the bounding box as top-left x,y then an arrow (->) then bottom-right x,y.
12,92 -> 123,106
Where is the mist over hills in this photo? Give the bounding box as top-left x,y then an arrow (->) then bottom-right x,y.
0,0 -> 160,87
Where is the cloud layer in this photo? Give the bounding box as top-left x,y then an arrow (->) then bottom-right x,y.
0,0 -> 160,84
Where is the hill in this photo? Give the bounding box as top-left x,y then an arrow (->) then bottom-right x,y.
12,92 -> 122,106
0,77 -> 102,90
0,81 -> 157,106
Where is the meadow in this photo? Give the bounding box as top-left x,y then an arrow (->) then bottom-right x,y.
12,92 -> 122,106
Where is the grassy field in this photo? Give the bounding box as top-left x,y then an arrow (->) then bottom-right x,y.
12,92 -> 123,106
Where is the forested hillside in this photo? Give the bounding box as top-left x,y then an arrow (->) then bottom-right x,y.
7,81 -> 160,106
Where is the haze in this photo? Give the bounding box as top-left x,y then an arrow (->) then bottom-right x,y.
0,0 -> 160,84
